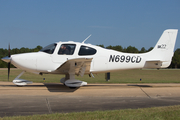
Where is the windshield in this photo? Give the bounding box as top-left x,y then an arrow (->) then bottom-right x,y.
40,43 -> 57,54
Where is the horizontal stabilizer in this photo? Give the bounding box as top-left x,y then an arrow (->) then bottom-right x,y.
144,60 -> 171,69
146,60 -> 167,62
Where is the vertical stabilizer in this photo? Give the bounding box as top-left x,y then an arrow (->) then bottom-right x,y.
145,29 -> 178,68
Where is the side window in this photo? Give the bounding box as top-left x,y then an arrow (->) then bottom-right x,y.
78,45 -> 97,56
58,44 -> 76,55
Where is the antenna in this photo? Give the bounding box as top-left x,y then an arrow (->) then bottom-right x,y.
82,34 -> 92,43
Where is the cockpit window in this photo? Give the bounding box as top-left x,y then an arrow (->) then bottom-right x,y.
78,45 -> 97,56
40,43 -> 57,54
58,44 -> 76,55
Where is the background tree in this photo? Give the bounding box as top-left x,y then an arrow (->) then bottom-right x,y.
139,47 -> 146,53
97,45 -> 105,48
106,45 -> 113,49
126,46 -> 139,53
170,48 -> 180,68
33,45 -> 43,52
113,45 -> 123,52
147,47 -> 153,52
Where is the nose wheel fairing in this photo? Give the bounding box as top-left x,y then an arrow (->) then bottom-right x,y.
12,71 -> 33,86
13,79 -> 33,86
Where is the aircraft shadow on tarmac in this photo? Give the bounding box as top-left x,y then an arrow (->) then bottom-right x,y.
127,85 -> 152,87
85,84 -> 153,87
43,83 -> 79,92
43,84 -> 152,92
0,85 -> 18,87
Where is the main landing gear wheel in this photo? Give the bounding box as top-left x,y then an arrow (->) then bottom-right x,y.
60,78 -> 87,88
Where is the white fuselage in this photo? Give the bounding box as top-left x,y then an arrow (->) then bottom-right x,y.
10,41 -> 151,74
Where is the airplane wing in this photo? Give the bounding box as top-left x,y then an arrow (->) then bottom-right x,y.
56,58 -> 93,76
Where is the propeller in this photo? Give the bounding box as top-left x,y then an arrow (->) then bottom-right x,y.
8,44 -> 11,81
1,44 -> 12,81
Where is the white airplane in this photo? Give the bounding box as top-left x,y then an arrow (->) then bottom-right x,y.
1,29 -> 178,87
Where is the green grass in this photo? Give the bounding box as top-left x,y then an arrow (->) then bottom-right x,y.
0,69 -> 180,83
1,105 -> 180,120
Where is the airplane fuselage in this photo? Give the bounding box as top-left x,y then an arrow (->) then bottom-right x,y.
10,41 -> 149,74
2,29 -> 178,87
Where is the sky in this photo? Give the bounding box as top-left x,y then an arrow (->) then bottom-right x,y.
0,0 -> 180,51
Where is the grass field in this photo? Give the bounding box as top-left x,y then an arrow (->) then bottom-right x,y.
0,105 -> 180,120
0,69 -> 180,83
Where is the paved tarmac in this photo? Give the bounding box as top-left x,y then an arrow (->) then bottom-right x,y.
0,82 -> 180,117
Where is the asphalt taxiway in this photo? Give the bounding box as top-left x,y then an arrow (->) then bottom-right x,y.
0,82 -> 180,117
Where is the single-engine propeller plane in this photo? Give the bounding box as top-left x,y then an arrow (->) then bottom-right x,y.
1,29 -> 178,87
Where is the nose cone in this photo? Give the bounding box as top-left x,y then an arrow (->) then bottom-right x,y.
1,56 -> 11,63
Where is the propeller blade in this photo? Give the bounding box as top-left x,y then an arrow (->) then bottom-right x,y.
8,44 -> 11,57
1,44 -> 12,81
8,44 -> 11,81
8,62 -> 10,81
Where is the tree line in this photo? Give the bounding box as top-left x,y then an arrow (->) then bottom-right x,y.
0,45 -> 180,68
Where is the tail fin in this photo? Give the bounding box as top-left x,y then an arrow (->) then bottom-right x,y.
145,29 -> 178,68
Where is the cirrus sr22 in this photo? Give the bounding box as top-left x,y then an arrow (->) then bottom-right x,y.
2,29 -> 178,88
